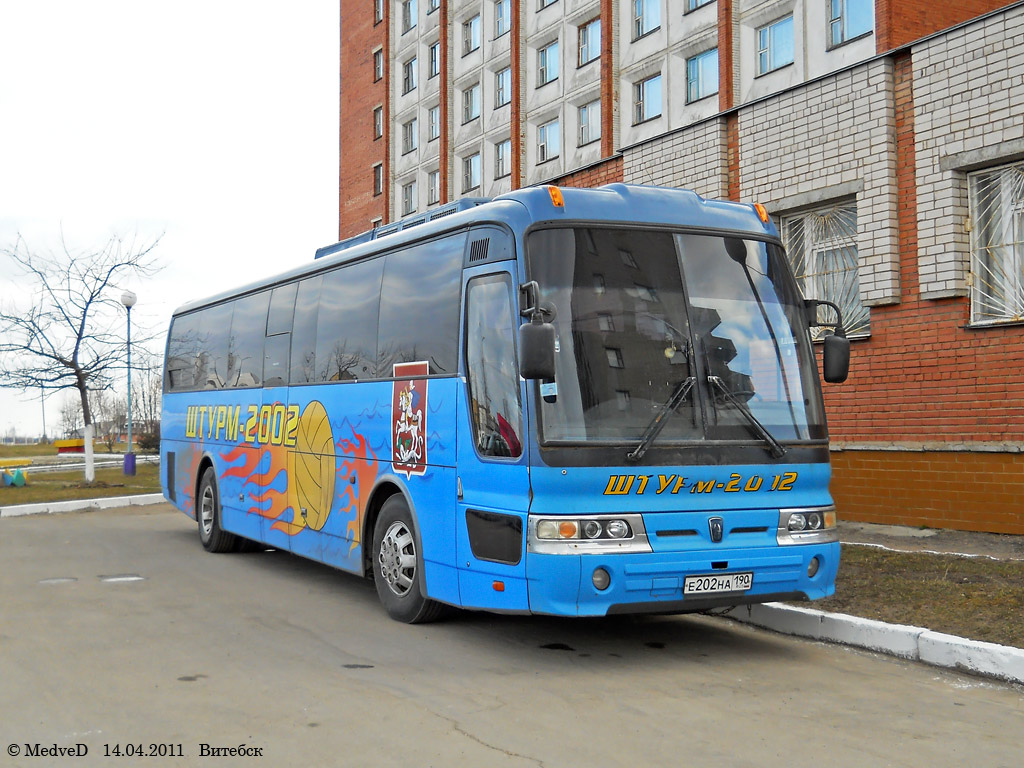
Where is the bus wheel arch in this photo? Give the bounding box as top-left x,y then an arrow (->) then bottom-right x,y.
196,463 -> 237,553
365,485 -> 444,623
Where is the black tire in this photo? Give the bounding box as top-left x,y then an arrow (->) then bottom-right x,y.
372,495 -> 445,624
197,467 -> 237,553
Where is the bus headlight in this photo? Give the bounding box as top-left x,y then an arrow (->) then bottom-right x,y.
529,514 -> 651,554
777,506 -> 838,546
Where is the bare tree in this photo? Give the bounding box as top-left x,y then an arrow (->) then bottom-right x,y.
0,232 -> 162,428
59,394 -> 83,438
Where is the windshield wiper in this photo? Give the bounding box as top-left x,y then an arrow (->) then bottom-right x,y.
626,377 -> 697,462
707,376 -> 787,459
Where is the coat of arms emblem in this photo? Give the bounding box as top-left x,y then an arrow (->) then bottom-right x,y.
392,361 -> 429,477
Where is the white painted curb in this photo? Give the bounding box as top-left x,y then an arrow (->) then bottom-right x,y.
0,493 -> 166,518
728,602 -> 1024,685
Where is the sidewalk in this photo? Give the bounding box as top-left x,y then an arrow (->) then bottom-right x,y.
2,494 -> 1022,684
728,521 -> 1024,685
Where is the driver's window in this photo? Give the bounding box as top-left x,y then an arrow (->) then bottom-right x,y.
465,274 -> 523,458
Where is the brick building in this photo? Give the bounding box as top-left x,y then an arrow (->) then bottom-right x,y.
340,1 -> 1024,533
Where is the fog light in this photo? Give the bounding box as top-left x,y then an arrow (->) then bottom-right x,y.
605,520 -> 630,539
582,520 -> 603,539
808,556 -> 821,578
592,568 -> 611,590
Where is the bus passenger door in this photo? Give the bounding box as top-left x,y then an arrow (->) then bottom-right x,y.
456,270 -> 531,611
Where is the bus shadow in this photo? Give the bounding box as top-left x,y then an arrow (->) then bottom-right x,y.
164,525 -> 800,670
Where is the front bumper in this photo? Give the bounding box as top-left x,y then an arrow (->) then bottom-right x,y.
526,541 -> 839,617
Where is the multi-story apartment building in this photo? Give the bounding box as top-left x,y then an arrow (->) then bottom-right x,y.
340,1 -> 1024,534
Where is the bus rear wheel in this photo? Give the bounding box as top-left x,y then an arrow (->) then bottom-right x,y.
197,467 -> 237,553
372,496 -> 445,623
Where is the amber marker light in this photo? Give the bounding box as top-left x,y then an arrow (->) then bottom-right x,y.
547,185 -> 565,207
493,581 -> 506,592
754,203 -> 770,223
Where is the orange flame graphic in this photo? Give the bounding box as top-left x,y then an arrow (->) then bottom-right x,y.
337,430 -> 379,553
220,444 -> 304,536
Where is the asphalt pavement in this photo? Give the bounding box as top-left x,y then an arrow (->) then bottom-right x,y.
1,493 -> 1022,685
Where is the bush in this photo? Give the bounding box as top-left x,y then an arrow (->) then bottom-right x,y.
137,427 -> 161,454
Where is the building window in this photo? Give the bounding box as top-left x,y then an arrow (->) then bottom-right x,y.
633,74 -> 662,124
463,153 -> 481,192
685,0 -> 714,11
495,0 -> 510,37
758,16 -> 794,75
402,181 -> 417,216
429,42 -> 440,78
401,0 -> 417,33
463,82 -> 481,123
402,57 -> 417,94
969,161 -> 1024,325
428,105 -> 440,140
579,18 -> 601,66
373,164 -> 383,196
463,15 -> 482,55
374,0 -> 384,25
606,348 -> 624,368
686,48 -> 718,103
782,200 -> 869,339
373,49 -> 384,81
538,41 -> 559,86
539,0 -> 558,8
401,118 -> 418,154
578,99 -> 601,146
538,118 -> 560,163
373,106 -> 383,139
427,170 -> 440,204
427,0 -> 440,13
632,0 -> 660,40
495,67 -> 512,107
495,138 -> 512,179
829,0 -> 873,48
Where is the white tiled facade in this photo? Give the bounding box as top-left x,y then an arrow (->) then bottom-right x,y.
913,3 -> 1024,299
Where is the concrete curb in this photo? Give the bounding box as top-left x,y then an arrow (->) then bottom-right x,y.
0,493 -> 166,518
728,602 -> 1024,685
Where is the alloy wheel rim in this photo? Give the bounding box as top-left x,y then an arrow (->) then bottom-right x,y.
378,521 -> 416,597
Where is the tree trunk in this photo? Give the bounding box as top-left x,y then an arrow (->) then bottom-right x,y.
76,376 -> 95,482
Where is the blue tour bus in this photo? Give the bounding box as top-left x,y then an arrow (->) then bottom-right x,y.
161,183 -> 850,623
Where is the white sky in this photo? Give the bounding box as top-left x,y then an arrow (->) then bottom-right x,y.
0,1 -> 341,438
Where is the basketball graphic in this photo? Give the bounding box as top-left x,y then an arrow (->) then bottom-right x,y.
290,400 -> 336,531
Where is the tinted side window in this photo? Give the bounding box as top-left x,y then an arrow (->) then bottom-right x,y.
315,258 -> 385,381
195,302 -> 233,390
264,284 -> 296,387
465,274 -> 522,457
227,292 -> 269,388
290,276 -> 322,384
266,282 -> 297,336
378,233 -> 465,375
166,313 -> 199,392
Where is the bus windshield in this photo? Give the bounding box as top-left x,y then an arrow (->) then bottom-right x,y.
527,227 -> 826,448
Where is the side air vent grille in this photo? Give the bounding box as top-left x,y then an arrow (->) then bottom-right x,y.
430,207 -> 457,220
469,239 -> 490,263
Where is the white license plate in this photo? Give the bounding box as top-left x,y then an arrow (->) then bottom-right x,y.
684,572 -> 753,595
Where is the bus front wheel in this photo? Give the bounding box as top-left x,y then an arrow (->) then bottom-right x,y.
197,467 -> 237,553
372,496 -> 445,623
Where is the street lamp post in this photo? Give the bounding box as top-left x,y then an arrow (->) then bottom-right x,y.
121,290 -> 137,476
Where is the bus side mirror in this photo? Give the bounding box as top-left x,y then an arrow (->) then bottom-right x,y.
805,299 -> 851,383
823,334 -> 850,383
519,319 -> 556,380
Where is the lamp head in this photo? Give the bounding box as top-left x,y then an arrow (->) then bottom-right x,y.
121,290 -> 137,309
